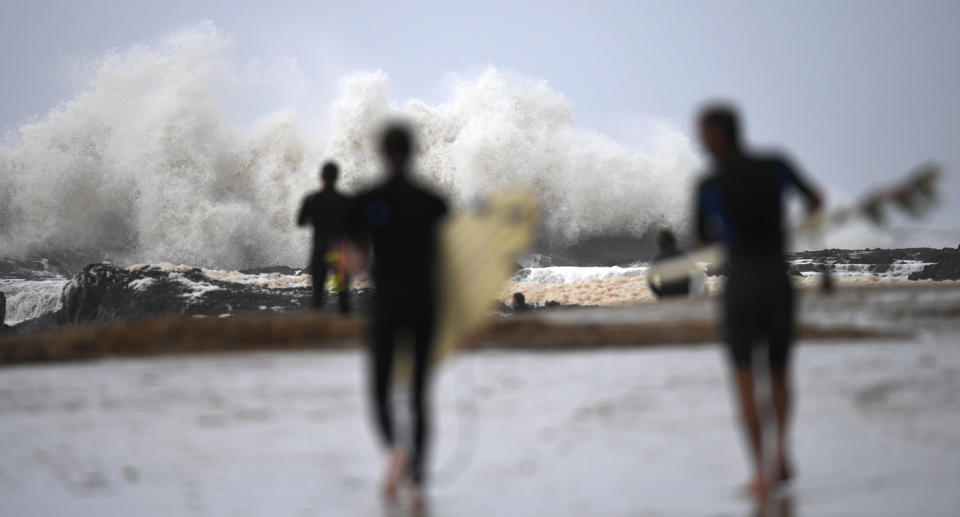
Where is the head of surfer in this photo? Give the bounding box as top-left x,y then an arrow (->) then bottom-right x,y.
698,104 -> 741,159
381,123 -> 413,175
656,229 -> 677,252
320,161 -> 339,189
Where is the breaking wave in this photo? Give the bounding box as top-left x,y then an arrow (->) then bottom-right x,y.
0,22 -> 698,269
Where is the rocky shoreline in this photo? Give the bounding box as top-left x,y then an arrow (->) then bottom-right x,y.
788,247 -> 960,280
10,263 -> 374,336
3,247 -> 959,337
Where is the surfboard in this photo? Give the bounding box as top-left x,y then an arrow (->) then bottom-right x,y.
652,162 -> 942,285
393,190 -> 540,378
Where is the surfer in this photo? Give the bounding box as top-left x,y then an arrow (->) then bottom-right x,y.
647,229 -> 692,299
297,161 -> 353,314
351,123 -> 449,509
694,104 -> 822,498
512,292 -> 532,312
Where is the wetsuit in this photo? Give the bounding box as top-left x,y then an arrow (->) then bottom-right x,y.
298,188 -> 353,313
648,247 -> 692,298
351,170 -> 448,486
696,152 -> 818,369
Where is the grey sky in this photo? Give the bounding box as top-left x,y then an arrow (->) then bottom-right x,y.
2,0 -> 958,229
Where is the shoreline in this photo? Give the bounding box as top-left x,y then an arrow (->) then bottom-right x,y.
1,282 -> 939,366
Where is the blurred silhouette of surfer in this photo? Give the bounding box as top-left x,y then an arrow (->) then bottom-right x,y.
512,292 -> 532,312
695,103 -> 822,499
350,122 -> 448,509
647,229 -> 692,299
297,161 -> 353,314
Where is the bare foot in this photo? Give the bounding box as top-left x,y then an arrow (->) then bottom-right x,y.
408,485 -> 426,513
383,449 -> 407,500
743,475 -> 772,500
776,456 -> 794,486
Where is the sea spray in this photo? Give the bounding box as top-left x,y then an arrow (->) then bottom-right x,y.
0,23 -> 698,269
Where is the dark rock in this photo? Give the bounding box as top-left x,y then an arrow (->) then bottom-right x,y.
787,248 -> 960,281
15,262 -> 373,335
907,252 -> 960,281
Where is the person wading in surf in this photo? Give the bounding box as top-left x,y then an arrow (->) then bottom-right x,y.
297,161 -> 353,314
351,123 -> 448,509
695,104 -> 822,498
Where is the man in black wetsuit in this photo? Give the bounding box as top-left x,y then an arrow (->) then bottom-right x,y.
647,229 -> 692,299
695,104 -> 822,498
351,123 -> 448,508
297,161 -> 353,313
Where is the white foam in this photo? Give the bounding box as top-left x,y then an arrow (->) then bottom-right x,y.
172,274 -> 222,300
0,23 -> 697,269
0,279 -> 65,324
513,266 -> 649,284
128,278 -> 156,292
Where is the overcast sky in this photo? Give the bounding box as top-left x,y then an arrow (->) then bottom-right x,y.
2,0 -> 958,229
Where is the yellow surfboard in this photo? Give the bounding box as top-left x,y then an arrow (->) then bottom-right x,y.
393,190 -> 540,378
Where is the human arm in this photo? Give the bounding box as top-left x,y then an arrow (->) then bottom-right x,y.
296,196 -> 312,227
780,160 -> 823,215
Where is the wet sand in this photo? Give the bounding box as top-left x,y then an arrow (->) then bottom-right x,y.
0,335 -> 957,516
0,283 -> 957,515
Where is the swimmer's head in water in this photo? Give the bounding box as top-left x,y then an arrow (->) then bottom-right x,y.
698,103 -> 741,158
320,161 -> 339,186
656,229 -> 677,251
380,122 -> 413,172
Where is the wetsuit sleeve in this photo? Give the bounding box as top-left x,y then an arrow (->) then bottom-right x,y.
297,196 -> 312,227
778,159 -> 822,212
696,182 -> 709,244
696,180 -> 719,245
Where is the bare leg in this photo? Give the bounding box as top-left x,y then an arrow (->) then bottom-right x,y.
770,367 -> 793,483
735,367 -> 769,498
384,449 -> 407,500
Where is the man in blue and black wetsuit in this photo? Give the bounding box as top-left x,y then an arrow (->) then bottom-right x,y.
695,104 -> 822,498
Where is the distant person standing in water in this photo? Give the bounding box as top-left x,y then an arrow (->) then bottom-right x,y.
647,229 -> 692,299
297,161 -> 353,314
512,292 -> 532,312
351,123 -> 448,509
695,104 -> 822,498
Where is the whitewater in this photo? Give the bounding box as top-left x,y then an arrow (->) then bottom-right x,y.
0,22 -> 697,270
